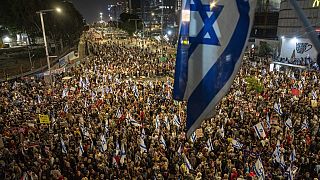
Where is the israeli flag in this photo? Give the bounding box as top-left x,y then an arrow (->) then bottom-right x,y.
286,165 -> 294,180
80,126 -> 90,137
280,155 -> 286,169
207,137 -> 213,151
173,114 -> 181,127
116,109 -> 122,118
177,143 -> 182,155
62,88 -> 68,98
120,142 -> 126,165
160,135 -> 167,149
266,113 -> 271,129
130,118 -> 141,127
220,125 -> 225,138
182,153 -> 193,170
301,119 -> 309,130
100,135 -> 107,152
132,85 -> 139,99
312,90 -> 317,100
253,158 -> 265,179
253,122 -> 266,139
104,120 -> 109,134
285,118 -> 293,129
61,138 -> 67,154
37,95 -> 41,104
231,139 -> 243,149
273,140 -> 281,163
155,115 -> 160,130
289,148 -> 296,162
79,77 -> 83,87
140,137 -> 147,153
190,132 -> 197,143
164,116 -> 170,130
274,102 -> 283,116
116,140 -> 120,155
64,104 -> 69,113
79,142 -> 84,156
141,128 -> 146,140
173,0 -> 256,137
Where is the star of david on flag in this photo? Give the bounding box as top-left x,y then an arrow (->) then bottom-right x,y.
173,0 -> 256,137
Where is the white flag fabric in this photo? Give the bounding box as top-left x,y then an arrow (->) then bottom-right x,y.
207,137 -> 213,152
290,148 -> 296,162
120,142 -> 126,165
253,158 -> 265,179
285,118 -> 293,129
173,114 -> 181,127
253,122 -> 266,139
140,137 -> 147,153
61,138 -> 67,154
173,0 -> 257,138
190,132 -> 197,143
274,102 -> 283,116
160,135 -> 167,149
301,119 -> 309,130
79,142 -> 84,156
182,153 -> 193,170
231,139 -> 243,149
100,135 -> 107,152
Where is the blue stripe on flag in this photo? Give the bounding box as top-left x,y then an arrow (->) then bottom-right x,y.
173,0 -> 191,100
185,0 -> 251,137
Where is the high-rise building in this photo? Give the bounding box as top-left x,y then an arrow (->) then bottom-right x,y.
251,0 -> 281,39
278,0 -> 320,60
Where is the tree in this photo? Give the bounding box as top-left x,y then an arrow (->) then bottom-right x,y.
119,13 -> 143,35
257,41 -> 272,57
0,0 -> 84,47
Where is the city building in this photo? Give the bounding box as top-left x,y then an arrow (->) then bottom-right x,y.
278,0 -> 320,59
250,0 -> 280,39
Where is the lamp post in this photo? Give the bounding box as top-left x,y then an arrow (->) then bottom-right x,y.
37,8 -> 61,85
100,12 -> 103,22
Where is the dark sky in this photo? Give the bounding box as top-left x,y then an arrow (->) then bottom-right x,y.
71,0 -> 116,23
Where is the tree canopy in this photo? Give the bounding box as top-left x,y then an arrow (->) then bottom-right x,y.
0,0 -> 84,45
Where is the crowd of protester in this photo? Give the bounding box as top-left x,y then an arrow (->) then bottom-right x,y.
0,34 -> 319,180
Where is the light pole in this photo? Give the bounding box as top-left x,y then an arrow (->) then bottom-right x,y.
37,8 -> 61,85
100,12 -> 103,22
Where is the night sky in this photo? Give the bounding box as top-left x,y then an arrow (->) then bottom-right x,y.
71,0 -> 115,23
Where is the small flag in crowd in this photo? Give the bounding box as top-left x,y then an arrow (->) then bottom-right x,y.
190,132 -> 197,143
220,125 -> 225,138
280,154 -> 286,169
182,153 -> 193,170
61,138 -> 67,154
160,135 -> 166,149
273,140 -> 281,163
141,128 -> 146,140
155,115 -> 160,130
120,142 -> 126,165
132,85 -> 139,98
80,126 -> 90,137
100,135 -> 107,152
116,109 -> 122,118
207,137 -> 213,152
172,0 -> 257,138
301,119 -> 309,130
290,148 -> 296,162
37,95 -> 41,104
286,165 -> 294,180
173,114 -> 181,127
231,139 -> 243,149
79,142 -> 84,156
130,118 -> 141,127
115,140 -> 120,156
253,158 -> 265,179
312,90 -> 317,100
285,118 -> 293,128
62,88 -> 68,98
253,122 -> 266,139
140,137 -> 147,153
177,143 -> 182,155
64,104 -> 69,113
164,116 -> 170,130
274,102 -> 283,116
266,113 -> 271,129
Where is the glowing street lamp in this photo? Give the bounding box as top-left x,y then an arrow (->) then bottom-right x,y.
37,7 -> 62,85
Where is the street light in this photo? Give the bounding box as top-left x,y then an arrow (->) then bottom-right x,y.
37,7 -> 61,85
100,12 -> 103,22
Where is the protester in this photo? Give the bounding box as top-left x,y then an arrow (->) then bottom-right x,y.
0,33 -> 319,180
